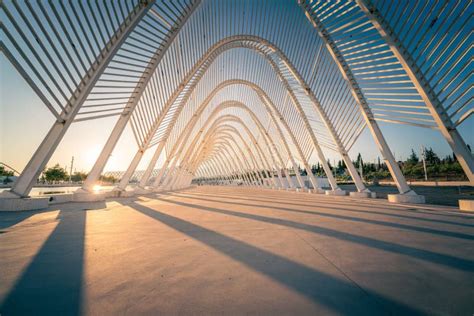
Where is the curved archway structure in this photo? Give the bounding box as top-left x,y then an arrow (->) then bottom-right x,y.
2,0 -> 472,207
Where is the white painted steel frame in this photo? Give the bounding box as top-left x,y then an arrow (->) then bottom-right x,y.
356,0 -> 473,183
134,36 -> 367,191
2,0 -> 155,198
3,0 -> 472,201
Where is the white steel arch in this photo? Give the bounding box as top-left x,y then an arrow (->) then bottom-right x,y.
163,106 -> 295,190
2,0 -> 472,207
166,112 -> 294,190
185,123 -> 273,188
120,35 -> 372,193
145,80 -> 323,191
299,0 -> 473,188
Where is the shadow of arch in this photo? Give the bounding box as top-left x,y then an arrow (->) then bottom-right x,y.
153,196 -> 474,273
0,208 -> 89,315
182,190 -> 474,228
171,192 -> 474,241
129,201 -> 424,315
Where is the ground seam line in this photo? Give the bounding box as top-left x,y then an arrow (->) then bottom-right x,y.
293,230 -> 391,314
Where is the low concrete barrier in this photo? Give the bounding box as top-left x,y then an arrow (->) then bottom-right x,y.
388,194 -> 426,204
73,191 -> 106,202
459,200 -> 474,212
325,189 -> 347,196
379,180 -> 470,187
349,191 -> 376,198
47,193 -> 74,205
0,197 -> 49,211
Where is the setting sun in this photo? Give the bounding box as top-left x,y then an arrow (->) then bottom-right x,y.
83,146 -> 102,170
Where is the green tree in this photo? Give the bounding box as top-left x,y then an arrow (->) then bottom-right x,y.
71,172 -> 87,182
355,153 -> 363,168
336,160 -> 346,173
44,164 -> 68,182
99,175 -> 118,184
0,165 -> 14,177
407,149 -> 419,164
424,147 -> 440,164
298,165 -> 307,176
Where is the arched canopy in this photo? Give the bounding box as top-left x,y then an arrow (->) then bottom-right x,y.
1,0 -> 472,199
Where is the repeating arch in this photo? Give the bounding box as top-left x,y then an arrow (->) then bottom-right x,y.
184,120 -> 278,188
2,0 -> 472,205
169,110 -> 289,189
143,80 -> 326,191
171,111 -> 293,189
123,35 -> 376,193
138,79 -> 286,187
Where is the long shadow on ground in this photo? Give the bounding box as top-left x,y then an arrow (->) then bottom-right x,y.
129,201 -> 423,315
0,210 -> 49,231
178,191 -> 474,227
154,196 -> 474,272
0,209 -> 88,316
170,193 -> 474,240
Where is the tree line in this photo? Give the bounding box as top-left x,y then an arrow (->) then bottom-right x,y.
2,145 -> 469,186
300,147 -> 468,182
34,164 -> 119,184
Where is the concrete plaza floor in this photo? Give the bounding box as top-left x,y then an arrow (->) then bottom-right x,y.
1,186 -> 473,315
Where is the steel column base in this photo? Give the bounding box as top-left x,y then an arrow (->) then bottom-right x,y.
325,189 -> 347,196
349,191 -> 376,198
459,200 -> 474,212
388,192 -> 425,204
133,187 -> 153,195
116,190 -> 137,198
0,196 -> 49,211
0,190 -> 22,199
295,188 -> 308,192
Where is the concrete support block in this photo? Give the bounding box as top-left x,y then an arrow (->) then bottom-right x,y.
116,190 -> 136,198
0,197 -> 49,211
105,190 -> 121,198
73,189 -> 106,202
311,188 -> 325,194
48,194 -> 74,204
133,187 -> 152,195
388,193 -> 425,204
459,200 -> 474,212
349,191 -> 376,198
325,189 -> 347,196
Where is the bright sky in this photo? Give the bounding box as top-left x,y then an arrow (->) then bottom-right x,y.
1,53 -> 472,174
0,55 -> 164,173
